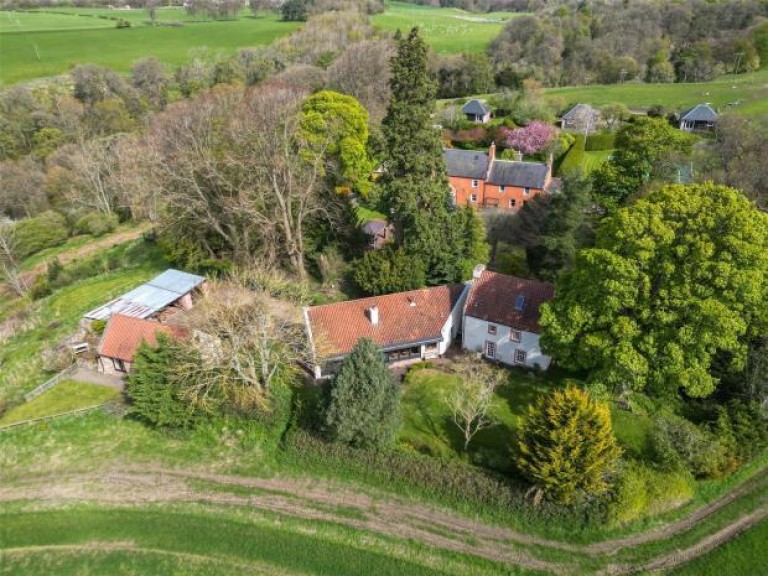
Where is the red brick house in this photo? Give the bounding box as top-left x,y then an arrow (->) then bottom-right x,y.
445,143 -> 554,212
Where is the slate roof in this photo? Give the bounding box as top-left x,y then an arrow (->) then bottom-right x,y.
97,314 -> 187,362
465,270 -> 554,333
487,160 -> 549,189
306,284 -> 468,359
362,219 -> 389,235
561,103 -> 596,120
85,269 -> 205,321
680,103 -> 718,122
462,99 -> 490,116
444,148 -> 490,179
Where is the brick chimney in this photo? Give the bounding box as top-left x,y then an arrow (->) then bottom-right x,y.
367,306 -> 379,326
488,141 -> 496,163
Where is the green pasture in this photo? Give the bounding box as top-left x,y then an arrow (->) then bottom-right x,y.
372,2 -> 518,54
0,380 -> 119,427
0,10 -> 300,85
0,506 -> 511,576
542,70 -> 768,115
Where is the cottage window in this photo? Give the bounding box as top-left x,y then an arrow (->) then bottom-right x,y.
470,193 -> 478,203
524,187 -> 531,196
499,185 -> 506,193
488,324 -> 497,335
509,199 -> 516,208
485,341 -> 497,359
510,330 -> 522,343
514,349 -> 527,364
471,179 -> 479,188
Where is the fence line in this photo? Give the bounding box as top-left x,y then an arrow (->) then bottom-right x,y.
23,363 -> 78,402
0,402 -> 110,431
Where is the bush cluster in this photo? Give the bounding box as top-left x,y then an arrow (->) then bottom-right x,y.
585,133 -> 616,151
12,211 -> 69,258
74,211 -> 119,237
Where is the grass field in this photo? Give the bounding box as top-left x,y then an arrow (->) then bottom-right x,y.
0,10 -> 300,85
372,2 -> 519,54
542,69 -> 768,115
0,380 -> 119,426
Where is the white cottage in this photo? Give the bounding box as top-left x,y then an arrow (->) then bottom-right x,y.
462,268 -> 554,369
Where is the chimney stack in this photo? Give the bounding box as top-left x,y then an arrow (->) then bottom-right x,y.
472,264 -> 486,279
367,306 -> 379,326
488,141 -> 496,163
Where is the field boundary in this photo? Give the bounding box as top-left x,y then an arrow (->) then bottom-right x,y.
23,363 -> 78,402
0,401 -> 110,431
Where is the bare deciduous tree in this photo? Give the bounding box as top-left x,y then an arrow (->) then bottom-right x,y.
446,354 -> 507,452
0,223 -> 28,296
174,279 -> 309,414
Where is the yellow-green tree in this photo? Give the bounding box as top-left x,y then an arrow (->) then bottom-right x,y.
518,385 -> 621,505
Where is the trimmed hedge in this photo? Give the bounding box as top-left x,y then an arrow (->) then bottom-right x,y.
585,133 -> 616,151
557,134 -> 586,176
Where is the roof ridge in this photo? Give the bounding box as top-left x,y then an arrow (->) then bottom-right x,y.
307,284 -> 455,311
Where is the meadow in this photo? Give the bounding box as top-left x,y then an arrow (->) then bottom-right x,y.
0,380 -> 118,426
372,1 -> 519,54
0,9 -> 300,85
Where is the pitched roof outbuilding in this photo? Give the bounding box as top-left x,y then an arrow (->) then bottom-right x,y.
306,284 -> 467,359
465,270 -> 554,333
680,103 -> 718,122
462,99 -> 490,116
97,314 -> 187,363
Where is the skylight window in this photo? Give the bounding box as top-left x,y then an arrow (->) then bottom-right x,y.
514,295 -> 526,311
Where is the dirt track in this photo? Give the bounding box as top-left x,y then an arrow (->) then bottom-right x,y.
1,466 -> 766,574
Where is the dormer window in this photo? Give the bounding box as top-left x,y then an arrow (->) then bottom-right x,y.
514,295 -> 526,311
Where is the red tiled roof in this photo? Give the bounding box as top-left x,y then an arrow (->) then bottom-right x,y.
465,270 -> 554,333
97,314 -> 187,362
306,285 -> 467,359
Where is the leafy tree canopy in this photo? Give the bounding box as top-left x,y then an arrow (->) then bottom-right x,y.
518,385 -> 621,505
353,245 -> 425,296
592,117 -> 692,207
299,90 -> 373,196
540,183 -> 768,398
321,338 -> 401,449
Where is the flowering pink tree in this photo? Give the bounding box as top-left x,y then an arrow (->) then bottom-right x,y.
502,121 -> 555,156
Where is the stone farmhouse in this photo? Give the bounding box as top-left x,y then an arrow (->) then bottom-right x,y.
303,266 -> 554,378
558,103 -> 600,134
445,143 -> 554,212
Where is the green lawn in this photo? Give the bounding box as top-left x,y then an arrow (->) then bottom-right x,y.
0,10 -> 300,85
582,150 -> 612,174
400,367 -> 564,472
0,380 -> 118,426
372,2 -> 519,54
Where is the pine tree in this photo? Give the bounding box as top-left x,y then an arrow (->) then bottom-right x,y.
321,338 -> 401,449
517,385 -> 622,505
379,28 -> 486,285
125,335 -> 202,429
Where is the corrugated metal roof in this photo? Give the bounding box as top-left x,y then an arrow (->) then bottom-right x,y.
84,269 -> 205,321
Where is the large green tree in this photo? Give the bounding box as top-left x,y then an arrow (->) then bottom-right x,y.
321,338 -> 401,449
592,116 -> 692,207
518,385 -> 621,505
540,183 -> 768,398
299,90 -> 373,196
379,28 -> 486,285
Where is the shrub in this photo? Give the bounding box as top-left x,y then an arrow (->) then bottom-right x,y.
607,462 -> 694,526
650,413 -> 734,479
12,211 -> 69,258
90,319 -> 107,336
74,211 -> 119,237
585,133 -> 616,151
518,385 -> 622,505
116,19 -> 131,28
